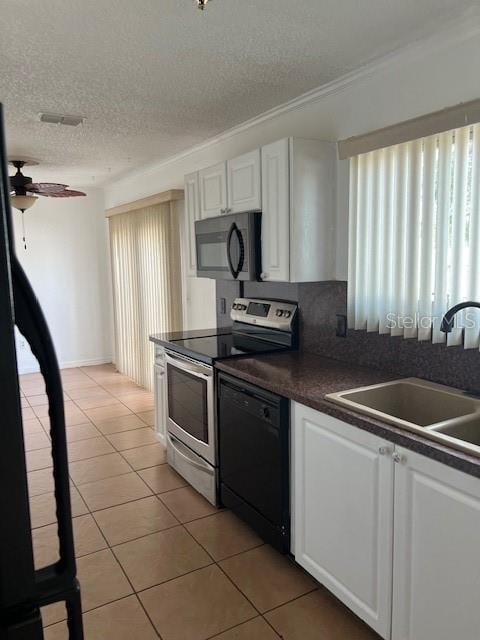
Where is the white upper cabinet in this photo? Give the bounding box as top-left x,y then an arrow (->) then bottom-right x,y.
261,138 -> 336,283
188,137 -> 336,282
184,171 -> 200,277
261,139 -> 290,282
392,448 -> 480,640
227,149 -> 261,213
199,162 -> 227,219
293,403 -> 394,639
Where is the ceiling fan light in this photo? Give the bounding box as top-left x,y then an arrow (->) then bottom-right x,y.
11,194 -> 38,212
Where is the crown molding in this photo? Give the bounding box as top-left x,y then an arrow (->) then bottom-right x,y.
105,7 -> 480,194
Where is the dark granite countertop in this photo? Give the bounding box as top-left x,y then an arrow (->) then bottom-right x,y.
215,351 -> 480,478
150,327 -> 231,347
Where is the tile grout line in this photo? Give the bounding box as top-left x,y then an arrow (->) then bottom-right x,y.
66,432 -> 265,638
79,365 -> 155,419
68,405 -> 166,640
26,374 -> 157,499
45,407 -> 164,639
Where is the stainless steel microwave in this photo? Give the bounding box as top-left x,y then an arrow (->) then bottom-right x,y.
195,210 -> 261,280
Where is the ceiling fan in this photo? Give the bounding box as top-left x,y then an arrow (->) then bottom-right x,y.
8,159 -> 86,249
9,159 -> 86,213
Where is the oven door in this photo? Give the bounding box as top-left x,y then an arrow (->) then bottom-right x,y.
165,351 -> 216,465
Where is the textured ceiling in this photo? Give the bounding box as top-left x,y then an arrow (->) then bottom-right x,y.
0,0 -> 475,186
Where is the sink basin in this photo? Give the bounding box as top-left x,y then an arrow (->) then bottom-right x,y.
326,378 -> 480,457
327,379 -> 477,428
432,417 -> 480,447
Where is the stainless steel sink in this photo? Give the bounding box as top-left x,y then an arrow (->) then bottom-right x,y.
326,378 -> 480,457
433,416 -> 480,448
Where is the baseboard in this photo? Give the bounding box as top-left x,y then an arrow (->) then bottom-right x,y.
17,356 -> 113,376
60,356 -> 113,370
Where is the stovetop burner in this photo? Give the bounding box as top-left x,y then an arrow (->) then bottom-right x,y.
167,333 -> 290,365
160,298 -> 298,364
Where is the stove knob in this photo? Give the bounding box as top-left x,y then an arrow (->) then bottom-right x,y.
241,305 -> 247,311
284,311 -> 292,318
262,406 -> 271,419
276,309 -> 283,317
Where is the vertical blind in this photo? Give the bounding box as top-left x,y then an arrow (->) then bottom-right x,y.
348,122 -> 480,349
109,203 -> 183,390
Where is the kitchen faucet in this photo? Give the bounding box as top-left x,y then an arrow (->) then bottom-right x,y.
440,301 -> 480,334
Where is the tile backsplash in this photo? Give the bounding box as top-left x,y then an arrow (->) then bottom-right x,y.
215,279 -> 480,393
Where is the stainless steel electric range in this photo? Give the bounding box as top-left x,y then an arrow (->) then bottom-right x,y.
161,298 -> 298,505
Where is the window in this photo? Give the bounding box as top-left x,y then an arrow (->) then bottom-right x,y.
109,203 -> 183,389
348,123 -> 480,349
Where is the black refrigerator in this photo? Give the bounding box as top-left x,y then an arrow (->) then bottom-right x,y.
0,105 -> 83,638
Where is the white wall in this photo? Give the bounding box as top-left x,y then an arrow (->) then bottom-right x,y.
105,18 -> 480,323
13,188 -> 112,373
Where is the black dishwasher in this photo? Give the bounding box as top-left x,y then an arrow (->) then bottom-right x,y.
218,372 -> 290,553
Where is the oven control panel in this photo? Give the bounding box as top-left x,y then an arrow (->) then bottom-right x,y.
231,298 -> 298,331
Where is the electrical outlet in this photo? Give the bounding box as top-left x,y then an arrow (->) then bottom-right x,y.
218,298 -> 227,315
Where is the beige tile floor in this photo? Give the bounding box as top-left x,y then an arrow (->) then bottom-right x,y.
20,364 -> 380,640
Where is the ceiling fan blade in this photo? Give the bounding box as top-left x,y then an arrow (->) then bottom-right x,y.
38,189 -> 87,198
25,182 -> 68,194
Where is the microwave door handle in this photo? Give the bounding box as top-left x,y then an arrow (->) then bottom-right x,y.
226,222 -> 236,278
226,223 -> 245,279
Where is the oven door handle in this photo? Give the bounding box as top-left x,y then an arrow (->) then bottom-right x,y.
165,352 -> 213,380
168,434 -> 214,475
226,222 -> 245,280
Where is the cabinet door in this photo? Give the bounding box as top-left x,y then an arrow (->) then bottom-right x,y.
293,403 -> 393,639
392,448 -> 480,640
184,172 -> 200,277
261,139 -> 290,281
199,162 -> 227,219
227,149 -> 261,213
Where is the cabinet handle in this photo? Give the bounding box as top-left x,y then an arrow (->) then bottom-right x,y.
392,451 -> 406,464
378,446 -> 392,456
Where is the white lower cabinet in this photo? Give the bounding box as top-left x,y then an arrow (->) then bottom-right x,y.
392,448 -> 480,640
293,402 -> 394,638
154,347 -> 167,445
293,401 -> 480,640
